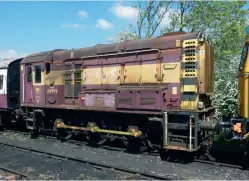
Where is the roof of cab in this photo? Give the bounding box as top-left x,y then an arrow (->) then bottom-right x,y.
21,49 -> 65,64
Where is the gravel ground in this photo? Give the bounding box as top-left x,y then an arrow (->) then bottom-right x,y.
0,131 -> 249,180
0,139 -> 147,180
0,169 -> 24,180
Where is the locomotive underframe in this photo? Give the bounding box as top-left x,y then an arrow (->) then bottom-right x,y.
21,105 -> 216,153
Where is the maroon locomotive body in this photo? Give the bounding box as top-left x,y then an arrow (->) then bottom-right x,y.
18,32 -> 215,152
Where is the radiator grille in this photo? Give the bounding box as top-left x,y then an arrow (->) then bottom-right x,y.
118,98 -> 132,105
183,40 -> 199,48
140,98 -> 156,105
181,39 -> 199,109
182,70 -> 198,77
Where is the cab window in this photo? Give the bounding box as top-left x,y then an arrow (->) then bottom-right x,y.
35,65 -> 42,83
239,44 -> 248,70
27,66 -> 32,83
46,63 -> 50,75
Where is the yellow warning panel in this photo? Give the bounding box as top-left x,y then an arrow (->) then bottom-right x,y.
181,100 -> 198,110
181,85 -> 198,93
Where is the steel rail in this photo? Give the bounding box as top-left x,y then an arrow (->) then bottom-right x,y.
0,141 -> 176,180
194,158 -> 247,170
0,165 -> 33,180
2,130 -> 129,153
2,129 -> 248,171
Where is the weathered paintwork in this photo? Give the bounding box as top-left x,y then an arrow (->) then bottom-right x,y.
20,32 -> 214,114
79,91 -> 116,108
45,85 -> 64,105
33,86 -> 45,105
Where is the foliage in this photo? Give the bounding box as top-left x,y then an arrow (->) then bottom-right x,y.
108,0 -> 173,42
184,1 -> 247,57
109,1 -> 249,116
213,55 -> 240,117
162,1 -> 196,33
183,1 -> 248,116
134,0 -> 173,39
107,29 -> 139,43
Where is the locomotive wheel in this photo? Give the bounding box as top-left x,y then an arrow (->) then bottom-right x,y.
86,132 -> 108,146
160,149 -> 194,163
121,136 -> 128,146
57,129 -> 73,141
53,121 -> 73,141
126,136 -> 149,153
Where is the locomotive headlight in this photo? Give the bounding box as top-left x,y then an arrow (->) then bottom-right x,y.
198,102 -> 204,109
80,96 -> 85,105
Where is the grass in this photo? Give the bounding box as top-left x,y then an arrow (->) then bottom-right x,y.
5,132 -> 27,142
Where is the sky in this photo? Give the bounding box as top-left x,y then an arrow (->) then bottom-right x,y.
0,1 -> 142,59
0,1 -> 248,60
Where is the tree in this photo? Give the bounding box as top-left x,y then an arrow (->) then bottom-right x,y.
213,55 -> 240,117
185,1 -> 248,116
109,1 -> 249,116
108,0 -> 173,43
163,1 -> 248,116
162,1 -> 196,33
185,1 -> 247,56
134,0 -> 173,39
107,29 -> 139,43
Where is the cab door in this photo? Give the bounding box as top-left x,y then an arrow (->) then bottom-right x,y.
25,65 -> 33,104
33,64 -> 44,105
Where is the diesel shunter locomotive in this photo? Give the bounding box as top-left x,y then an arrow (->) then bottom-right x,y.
0,29 -> 249,162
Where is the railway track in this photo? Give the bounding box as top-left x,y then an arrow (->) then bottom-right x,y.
2,129 -> 248,172
3,129 -> 130,153
194,159 -> 245,170
0,165 -> 32,180
0,133 -> 176,180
